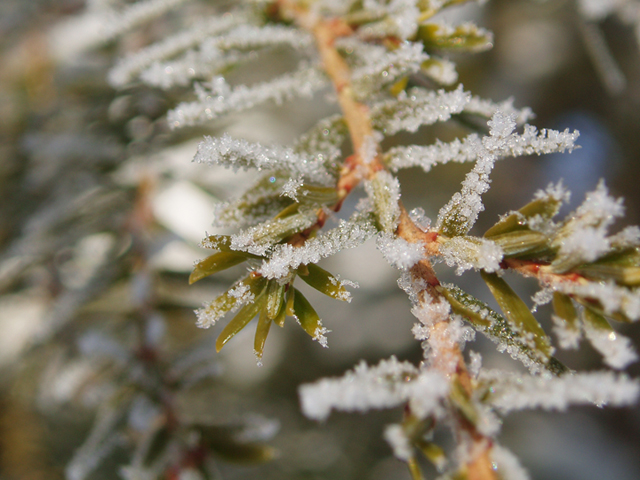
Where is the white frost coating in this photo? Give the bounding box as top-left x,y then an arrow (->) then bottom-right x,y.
464,95 -> 535,125
194,133 -> 333,185
230,212 -> 317,256
534,180 -> 572,204
575,180 -> 625,223
372,85 -> 471,134
584,323 -> 638,369
411,293 -> 451,328
351,42 -> 428,98
389,115 -> 577,174
439,236 -> 503,275
556,279 -> 640,321
356,0 -> 421,39
421,57 -> 458,85
387,134 -> 480,172
99,0 -> 191,42
195,282 -> 254,329
469,351 -> 483,378
259,213 -> 377,279
484,370 -> 640,413
299,356 -> 449,421
410,292 -> 475,369
313,326 -> 331,348
610,225 -> 640,248
377,233 -> 425,270
551,314 -> 582,350
426,22 -> 493,52
108,14 -> 241,86
491,445 -> 531,480
360,132 -> 382,164
531,288 -> 554,312
365,171 -> 401,233
167,66 -> 327,129
384,424 -> 412,461
436,111 -> 579,235
555,181 -> 626,266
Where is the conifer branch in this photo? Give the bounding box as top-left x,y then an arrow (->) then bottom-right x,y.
277,3 -> 498,478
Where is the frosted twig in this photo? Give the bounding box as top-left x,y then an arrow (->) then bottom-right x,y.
194,133 -> 334,185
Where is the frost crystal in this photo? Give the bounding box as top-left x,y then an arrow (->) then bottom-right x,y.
584,322 -> 638,369
377,233 -> 424,270
280,177 -> 304,201
194,133 -> 333,185
408,207 -> 431,232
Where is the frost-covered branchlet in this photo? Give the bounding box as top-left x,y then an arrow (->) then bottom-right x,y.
99,0 -> 640,479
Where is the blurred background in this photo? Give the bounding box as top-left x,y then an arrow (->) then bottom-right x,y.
0,0 -> 639,479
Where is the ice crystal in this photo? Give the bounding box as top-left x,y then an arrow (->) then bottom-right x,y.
280,177 -> 304,201
408,207 -> 431,232
167,65 -> 327,128
194,133 -> 333,185
377,233 -> 425,270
